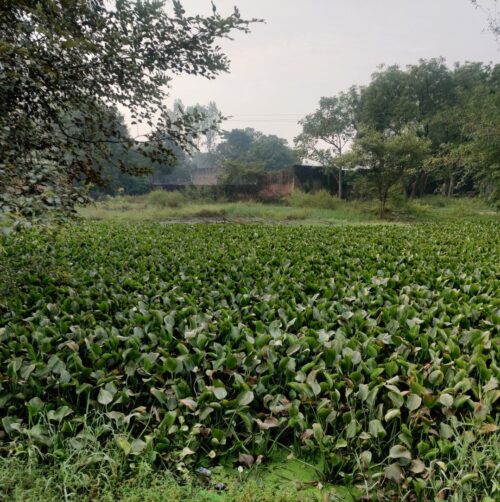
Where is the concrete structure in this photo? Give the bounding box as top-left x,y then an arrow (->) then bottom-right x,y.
192,168 -> 218,187
151,164 -> 331,199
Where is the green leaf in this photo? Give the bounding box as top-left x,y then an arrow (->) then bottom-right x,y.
406,394 -> 422,411
429,370 -> 444,385
440,423 -> 454,439
312,422 -> 324,442
346,420 -> 358,438
410,459 -> 426,474
389,444 -> 412,460
369,419 -> 387,438
385,408 -> 401,422
179,398 -> 197,411
2,416 -> 21,435
27,397 -> 45,418
47,406 -> 73,422
439,393 -> 454,408
335,439 -> 348,449
307,370 -> 321,396
130,439 -> 146,455
116,436 -> 131,455
212,386 -> 227,400
238,391 -> 254,407
358,384 -> 369,401
359,450 -> 372,468
98,388 -> 114,406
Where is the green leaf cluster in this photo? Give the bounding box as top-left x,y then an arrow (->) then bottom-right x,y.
0,221 -> 498,493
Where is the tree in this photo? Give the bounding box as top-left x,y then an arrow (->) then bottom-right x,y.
357,66 -> 409,134
402,59 -> 455,197
81,108 -> 155,197
295,88 -> 358,198
216,128 -> 256,161
167,99 -> 222,155
248,134 -> 296,171
460,71 -> 500,205
356,60 -> 476,199
421,62 -> 500,202
195,101 -> 222,154
216,128 -> 295,170
0,0 -> 256,218
471,0 -> 500,39
351,129 -> 431,216
218,160 -> 264,186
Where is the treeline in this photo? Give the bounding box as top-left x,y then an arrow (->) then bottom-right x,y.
296,59 -> 500,214
94,59 -> 499,216
94,110 -> 297,196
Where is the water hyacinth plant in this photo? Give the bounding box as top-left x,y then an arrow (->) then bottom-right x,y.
0,221 -> 498,499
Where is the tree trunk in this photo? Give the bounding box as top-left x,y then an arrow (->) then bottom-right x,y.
337,147 -> 343,199
448,174 -> 455,197
410,170 -> 425,199
419,172 -> 428,196
410,179 -> 418,199
379,190 -> 388,218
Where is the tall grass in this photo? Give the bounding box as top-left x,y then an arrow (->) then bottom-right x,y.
79,193 -> 498,224
2,421 -> 497,501
287,190 -> 337,209
147,190 -> 186,208
0,417 -> 313,502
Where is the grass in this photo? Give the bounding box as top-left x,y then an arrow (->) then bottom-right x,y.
1,422 -> 497,501
147,190 -> 187,208
0,456 -> 315,502
80,193 -> 497,224
0,422 -> 354,502
424,421 -> 500,502
79,199 -> 368,224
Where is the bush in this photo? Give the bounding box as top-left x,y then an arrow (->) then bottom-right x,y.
287,190 -> 337,209
183,186 -> 221,202
147,190 -> 185,208
349,177 -> 376,200
194,208 -> 226,218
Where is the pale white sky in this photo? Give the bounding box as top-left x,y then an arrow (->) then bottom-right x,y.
155,0 -> 499,144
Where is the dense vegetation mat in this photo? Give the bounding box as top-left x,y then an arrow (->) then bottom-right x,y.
0,222 -> 499,499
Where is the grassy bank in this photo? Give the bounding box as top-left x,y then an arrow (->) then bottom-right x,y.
0,442 -> 360,502
2,428 -> 498,502
79,193 -> 497,224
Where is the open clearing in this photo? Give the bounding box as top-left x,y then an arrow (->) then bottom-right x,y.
78,194 -> 495,225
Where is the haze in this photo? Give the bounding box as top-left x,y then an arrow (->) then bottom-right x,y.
165,0 -> 499,144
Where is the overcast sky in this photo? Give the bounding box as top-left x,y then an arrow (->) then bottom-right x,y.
163,0 -> 499,144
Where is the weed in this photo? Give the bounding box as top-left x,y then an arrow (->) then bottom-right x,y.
147,190 -> 186,208
287,189 -> 337,209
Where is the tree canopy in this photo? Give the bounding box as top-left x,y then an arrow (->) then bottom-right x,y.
295,89 -> 358,198
297,58 -> 500,212
216,128 -> 296,171
0,0 -> 256,218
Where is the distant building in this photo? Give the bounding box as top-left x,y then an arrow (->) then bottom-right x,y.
150,164 -> 331,199
192,168 -> 218,187
256,165 -> 334,199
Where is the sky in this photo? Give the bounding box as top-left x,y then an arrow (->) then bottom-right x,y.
160,0 -> 499,145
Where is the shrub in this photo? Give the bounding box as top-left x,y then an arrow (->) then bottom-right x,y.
287,190 -> 337,209
194,208 -> 226,218
349,177 -> 376,200
147,190 -> 185,208
183,186 -> 222,202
